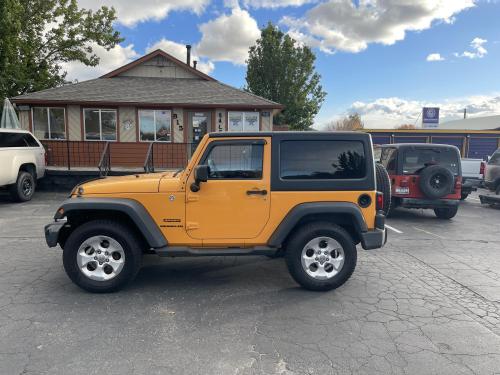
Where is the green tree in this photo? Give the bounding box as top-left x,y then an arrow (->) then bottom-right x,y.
0,0 -> 121,107
245,23 -> 326,130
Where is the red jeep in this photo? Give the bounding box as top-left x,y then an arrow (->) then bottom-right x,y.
377,143 -> 462,219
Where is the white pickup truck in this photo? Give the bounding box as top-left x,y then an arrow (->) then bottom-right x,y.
460,158 -> 485,200
0,129 -> 46,201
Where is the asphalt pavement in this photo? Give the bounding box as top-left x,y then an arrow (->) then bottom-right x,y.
0,190 -> 499,375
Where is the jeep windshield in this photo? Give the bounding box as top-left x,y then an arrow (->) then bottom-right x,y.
403,148 -> 460,175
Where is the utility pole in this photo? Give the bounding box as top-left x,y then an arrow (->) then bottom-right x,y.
464,108 -> 467,119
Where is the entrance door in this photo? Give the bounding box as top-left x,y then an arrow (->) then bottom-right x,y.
186,139 -> 271,241
188,111 -> 212,153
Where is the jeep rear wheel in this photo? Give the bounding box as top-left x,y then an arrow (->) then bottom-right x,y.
285,222 -> 357,291
434,206 -> 458,220
63,220 -> 143,293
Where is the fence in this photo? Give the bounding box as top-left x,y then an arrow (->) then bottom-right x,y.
41,140 -> 195,171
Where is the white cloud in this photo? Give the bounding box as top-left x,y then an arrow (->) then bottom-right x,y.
78,0 -> 210,27
332,95 -> 500,128
426,53 -> 445,61
283,0 -> 476,53
196,8 -> 261,65
457,37 -> 488,59
243,0 -> 317,8
147,39 -> 215,74
62,44 -> 139,82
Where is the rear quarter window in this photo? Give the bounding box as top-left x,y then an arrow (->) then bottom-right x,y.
0,132 -> 29,147
279,140 -> 366,180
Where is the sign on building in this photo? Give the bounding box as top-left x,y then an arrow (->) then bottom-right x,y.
422,107 -> 439,128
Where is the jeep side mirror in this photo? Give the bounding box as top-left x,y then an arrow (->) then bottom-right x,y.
191,165 -> 209,192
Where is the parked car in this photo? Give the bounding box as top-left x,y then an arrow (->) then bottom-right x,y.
460,158 -> 485,200
0,129 -> 46,201
378,143 -> 462,219
44,132 -> 387,293
484,148 -> 500,195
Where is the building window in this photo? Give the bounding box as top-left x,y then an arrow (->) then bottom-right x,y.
227,112 -> 259,132
139,110 -> 172,142
32,107 -> 66,140
84,109 -> 117,141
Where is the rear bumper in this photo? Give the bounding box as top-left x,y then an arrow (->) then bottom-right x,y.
361,228 -> 387,250
400,198 -> 459,209
361,210 -> 386,250
44,221 -> 65,247
462,178 -> 481,192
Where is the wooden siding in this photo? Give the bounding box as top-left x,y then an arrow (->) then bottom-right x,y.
118,55 -> 199,79
67,105 -> 81,141
119,106 -> 137,142
18,110 -> 30,130
173,108 -> 184,142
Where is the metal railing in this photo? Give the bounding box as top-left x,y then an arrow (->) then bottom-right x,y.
41,140 -> 195,172
98,142 -> 111,177
144,142 -> 155,173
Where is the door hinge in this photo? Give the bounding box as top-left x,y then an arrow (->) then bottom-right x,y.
186,222 -> 199,230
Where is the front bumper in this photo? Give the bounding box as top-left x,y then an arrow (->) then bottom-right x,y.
44,221 -> 65,247
400,198 -> 459,209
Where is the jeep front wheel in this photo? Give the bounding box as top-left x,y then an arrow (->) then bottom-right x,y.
285,222 -> 357,291
63,220 -> 143,293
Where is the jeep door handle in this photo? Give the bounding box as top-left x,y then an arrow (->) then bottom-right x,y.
246,189 -> 267,196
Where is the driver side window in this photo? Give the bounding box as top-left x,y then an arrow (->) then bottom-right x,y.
204,142 -> 264,179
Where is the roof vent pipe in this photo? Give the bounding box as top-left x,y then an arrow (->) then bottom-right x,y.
193,60 -> 197,70
186,45 -> 191,66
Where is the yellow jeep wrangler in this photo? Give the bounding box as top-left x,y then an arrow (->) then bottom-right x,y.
45,132 -> 387,292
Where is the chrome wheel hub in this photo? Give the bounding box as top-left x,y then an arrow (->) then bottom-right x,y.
77,236 -> 125,281
301,236 -> 345,280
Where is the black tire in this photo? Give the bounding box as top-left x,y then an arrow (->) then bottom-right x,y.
460,192 -> 469,201
9,171 -> 35,202
419,165 -> 454,199
375,163 -> 391,216
285,222 -> 357,291
63,220 -> 143,293
496,184 -> 500,195
434,206 -> 458,220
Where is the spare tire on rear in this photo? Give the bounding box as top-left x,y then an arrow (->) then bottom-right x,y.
375,163 -> 391,216
418,165 -> 454,199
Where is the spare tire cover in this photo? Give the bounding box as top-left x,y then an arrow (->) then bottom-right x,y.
375,163 -> 391,215
418,165 -> 454,199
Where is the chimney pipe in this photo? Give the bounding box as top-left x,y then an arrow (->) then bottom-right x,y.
193,60 -> 197,70
186,45 -> 191,66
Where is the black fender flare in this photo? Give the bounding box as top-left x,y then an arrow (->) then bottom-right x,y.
55,198 -> 167,248
267,202 -> 368,247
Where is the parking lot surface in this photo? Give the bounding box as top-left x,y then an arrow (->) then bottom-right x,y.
1,191 -> 500,375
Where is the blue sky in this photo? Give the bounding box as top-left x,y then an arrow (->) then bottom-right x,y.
70,0 -> 500,128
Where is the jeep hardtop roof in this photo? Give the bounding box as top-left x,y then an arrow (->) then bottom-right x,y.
209,131 -> 370,140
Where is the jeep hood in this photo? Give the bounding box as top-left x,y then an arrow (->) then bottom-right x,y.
77,173 -> 169,194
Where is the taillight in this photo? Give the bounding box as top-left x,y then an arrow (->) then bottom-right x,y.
480,161 -> 485,176
376,192 -> 384,211
455,177 -> 462,189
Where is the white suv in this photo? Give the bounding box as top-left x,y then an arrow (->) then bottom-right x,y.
0,129 -> 46,201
